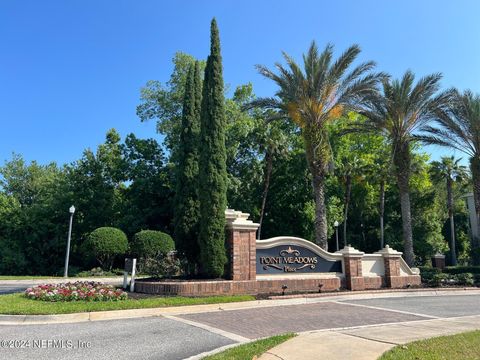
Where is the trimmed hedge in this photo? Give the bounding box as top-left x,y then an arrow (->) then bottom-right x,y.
85,227 -> 128,270
418,266 -> 441,284
130,230 -> 175,259
419,265 -> 478,287
443,266 -> 480,275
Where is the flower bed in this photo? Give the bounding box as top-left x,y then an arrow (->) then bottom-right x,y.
24,281 -> 127,302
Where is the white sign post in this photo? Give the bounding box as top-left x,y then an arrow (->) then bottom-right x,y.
123,258 -> 137,292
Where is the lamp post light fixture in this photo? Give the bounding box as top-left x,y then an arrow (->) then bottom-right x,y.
334,221 -> 339,251
63,205 -> 75,278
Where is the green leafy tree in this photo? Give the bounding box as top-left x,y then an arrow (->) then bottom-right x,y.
85,227 -> 128,270
430,156 -> 468,265
67,129 -> 125,239
369,145 -> 393,249
330,114 -> 391,250
120,133 -> 173,236
423,90 -> 480,264
336,155 -> 366,246
0,193 -> 25,274
137,53 -> 206,161
256,121 -> 290,240
174,61 -> 202,272
198,19 -> 228,277
356,71 -> 453,266
0,155 -> 70,274
249,42 -> 385,249
224,84 -> 264,223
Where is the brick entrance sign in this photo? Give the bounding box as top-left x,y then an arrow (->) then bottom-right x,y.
135,209 -> 421,296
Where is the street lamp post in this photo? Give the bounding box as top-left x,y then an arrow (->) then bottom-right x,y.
63,205 -> 75,278
334,221 -> 339,251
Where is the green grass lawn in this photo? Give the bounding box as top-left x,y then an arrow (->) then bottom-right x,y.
379,330 -> 480,360
0,293 -> 255,315
203,333 -> 296,360
0,276 -> 62,280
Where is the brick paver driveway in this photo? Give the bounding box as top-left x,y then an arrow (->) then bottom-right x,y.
179,301 -> 425,339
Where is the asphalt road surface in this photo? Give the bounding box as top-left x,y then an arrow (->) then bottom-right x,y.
0,294 -> 479,360
0,317 -> 234,360
0,284 -> 30,295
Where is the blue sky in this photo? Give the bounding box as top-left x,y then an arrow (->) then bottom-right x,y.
1,0 -> 479,166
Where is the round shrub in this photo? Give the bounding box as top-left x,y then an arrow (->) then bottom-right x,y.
85,227 -> 128,270
130,230 -> 175,259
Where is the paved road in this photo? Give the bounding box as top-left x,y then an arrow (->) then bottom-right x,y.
0,317 -> 233,360
343,295 -> 480,318
0,294 -> 479,359
0,284 -> 30,295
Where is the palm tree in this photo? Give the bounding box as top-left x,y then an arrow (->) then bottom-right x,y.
248,41 -> 385,248
422,90 -> 480,264
354,71 -> 453,266
430,156 -> 467,266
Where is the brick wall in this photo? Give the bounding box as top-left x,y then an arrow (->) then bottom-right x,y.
135,277 -> 342,297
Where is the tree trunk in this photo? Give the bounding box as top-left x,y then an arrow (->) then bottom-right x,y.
469,156 -> 480,265
394,144 -> 415,267
343,175 -> 351,247
446,177 -> 457,266
312,171 -> 328,249
258,148 -> 273,240
304,127 -> 329,249
379,179 -> 385,249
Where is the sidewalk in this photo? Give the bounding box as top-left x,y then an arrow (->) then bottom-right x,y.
258,315 -> 480,360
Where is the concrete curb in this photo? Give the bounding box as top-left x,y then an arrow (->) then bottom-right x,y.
1,288 -> 479,325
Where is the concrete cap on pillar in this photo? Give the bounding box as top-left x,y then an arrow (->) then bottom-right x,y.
375,245 -> 403,257
338,244 -> 364,257
225,208 -> 260,230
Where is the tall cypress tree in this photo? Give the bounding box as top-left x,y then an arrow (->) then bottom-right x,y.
174,63 -> 201,272
198,18 -> 228,278
193,61 -> 202,134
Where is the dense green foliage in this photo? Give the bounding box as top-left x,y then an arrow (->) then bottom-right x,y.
197,19 -> 228,278
0,130 -> 174,275
130,230 -> 175,259
173,61 -> 201,272
85,227 -> 128,270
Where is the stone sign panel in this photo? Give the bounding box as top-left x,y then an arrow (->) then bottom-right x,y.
256,237 -> 342,275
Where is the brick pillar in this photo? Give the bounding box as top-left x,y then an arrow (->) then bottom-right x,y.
339,245 -> 365,291
376,245 -> 403,288
225,209 -> 259,281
